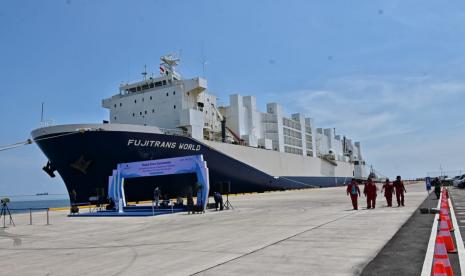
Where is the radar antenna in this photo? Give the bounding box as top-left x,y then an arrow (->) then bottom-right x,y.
160,53 -> 180,68
159,53 -> 181,79
160,53 -> 181,71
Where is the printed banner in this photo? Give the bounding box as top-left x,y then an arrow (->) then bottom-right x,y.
425,176 -> 431,191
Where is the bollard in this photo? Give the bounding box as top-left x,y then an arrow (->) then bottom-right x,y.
46,208 -> 50,225
171,204 -> 173,213
29,209 -> 32,225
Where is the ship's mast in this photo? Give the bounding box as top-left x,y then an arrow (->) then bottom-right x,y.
141,64 -> 147,81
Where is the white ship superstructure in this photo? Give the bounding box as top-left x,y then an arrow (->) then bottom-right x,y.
222,94 -> 364,163
102,55 -> 217,140
102,55 -> 366,177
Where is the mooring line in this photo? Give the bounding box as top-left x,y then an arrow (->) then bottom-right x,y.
448,196 -> 465,275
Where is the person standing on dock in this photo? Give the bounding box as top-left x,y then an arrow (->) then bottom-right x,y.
364,177 -> 378,209
153,187 -> 161,208
347,178 -> 361,210
187,186 -> 194,214
381,178 -> 395,207
433,177 -> 441,199
213,192 -> 224,211
393,176 -> 406,206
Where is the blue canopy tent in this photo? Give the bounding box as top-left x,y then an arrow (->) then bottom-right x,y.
108,155 -> 209,213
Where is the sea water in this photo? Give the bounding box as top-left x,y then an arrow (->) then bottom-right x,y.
1,195 -> 69,214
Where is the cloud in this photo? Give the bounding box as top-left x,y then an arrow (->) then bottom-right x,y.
268,75 -> 465,177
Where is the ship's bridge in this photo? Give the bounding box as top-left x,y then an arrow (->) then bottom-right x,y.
119,77 -> 172,95
102,55 -> 212,140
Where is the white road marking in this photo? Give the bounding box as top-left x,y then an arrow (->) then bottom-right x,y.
421,194 -> 442,276
449,197 -> 465,276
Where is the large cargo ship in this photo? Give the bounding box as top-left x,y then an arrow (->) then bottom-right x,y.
31,54 -> 367,205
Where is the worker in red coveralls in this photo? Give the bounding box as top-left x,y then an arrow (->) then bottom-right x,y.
381,178 -> 395,207
363,177 -> 378,209
346,178 -> 361,210
393,175 -> 407,206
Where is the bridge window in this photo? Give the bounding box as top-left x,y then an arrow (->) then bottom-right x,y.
150,96 -> 152,100
120,103 -> 122,107
134,99 -> 137,104
174,105 -> 176,109
173,91 -> 176,95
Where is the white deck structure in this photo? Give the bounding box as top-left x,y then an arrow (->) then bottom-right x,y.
102,54 -> 367,179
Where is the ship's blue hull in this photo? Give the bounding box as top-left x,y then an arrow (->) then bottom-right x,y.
34,130 -> 350,204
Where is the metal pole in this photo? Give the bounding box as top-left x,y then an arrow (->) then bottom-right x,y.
29,209 -> 32,225
46,208 -> 50,225
41,102 -> 44,124
152,200 -> 154,216
427,189 -> 431,212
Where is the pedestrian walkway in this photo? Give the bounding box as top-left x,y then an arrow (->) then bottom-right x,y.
0,183 -> 427,276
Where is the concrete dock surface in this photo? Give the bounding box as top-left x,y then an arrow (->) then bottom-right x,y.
0,182 -> 428,276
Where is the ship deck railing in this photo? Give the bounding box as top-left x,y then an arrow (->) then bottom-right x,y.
6,207 -> 51,225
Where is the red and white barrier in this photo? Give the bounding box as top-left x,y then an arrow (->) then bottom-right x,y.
422,187 -> 463,276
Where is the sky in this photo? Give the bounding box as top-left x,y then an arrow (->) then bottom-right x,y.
1,0 -> 465,197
